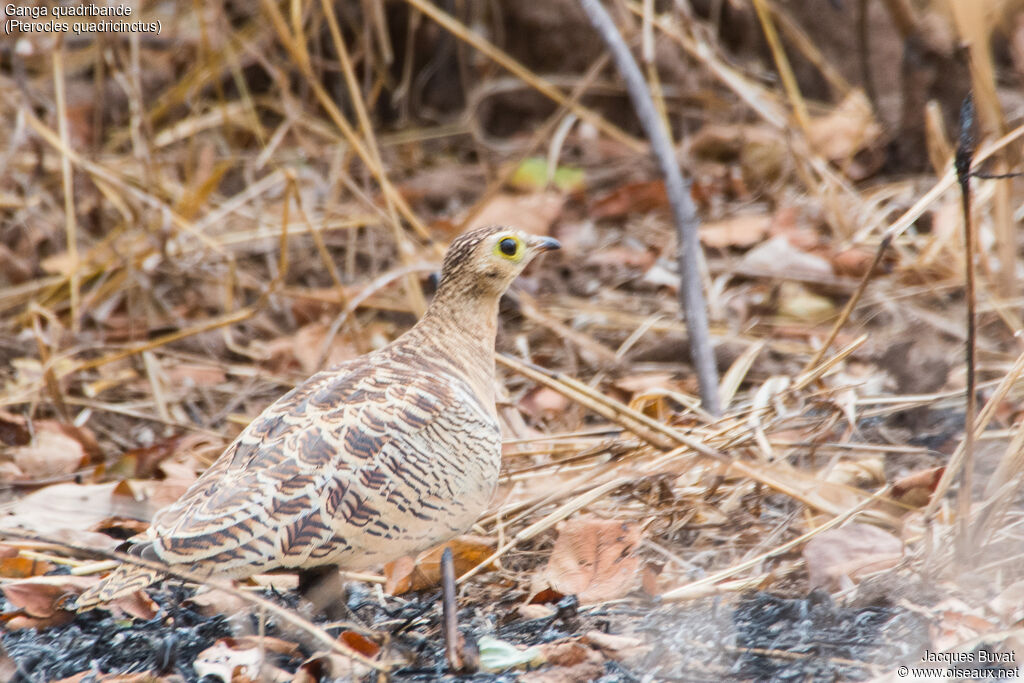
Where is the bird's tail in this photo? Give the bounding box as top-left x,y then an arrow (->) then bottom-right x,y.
76,564 -> 163,611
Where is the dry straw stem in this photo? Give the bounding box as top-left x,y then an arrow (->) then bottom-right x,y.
0,527 -> 386,672
625,1 -> 862,237
258,0 -> 433,265
21,108 -> 224,257
660,485 -> 891,601
924,347 -> 1024,548
317,0 -> 427,316
402,0 -> 644,153
459,53 -> 611,232
52,39 -> 79,335
750,0 -> 810,134
497,348 -> 887,520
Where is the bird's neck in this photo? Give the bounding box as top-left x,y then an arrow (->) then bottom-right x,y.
405,287 -> 500,408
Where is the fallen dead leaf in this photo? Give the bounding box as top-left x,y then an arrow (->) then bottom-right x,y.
384,535 -> 496,595
0,555 -> 53,579
293,652 -> 371,683
806,91 -> 882,164
737,235 -> 834,280
591,180 -> 668,219
471,192 -> 564,237
521,639 -> 605,682
890,466 -> 944,509
700,213 -> 771,249
803,523 -> 903,592
339,630 -> 382,659
535,517 -> 643,604
518,386 -> 570,422
582,631 -> 651,661
933,598 -> 998,651
777,281 -> 836,323
1,575 -> 97,629
0,482 -> 145,534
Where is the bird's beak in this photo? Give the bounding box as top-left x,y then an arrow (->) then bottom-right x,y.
530,236 -> 561,252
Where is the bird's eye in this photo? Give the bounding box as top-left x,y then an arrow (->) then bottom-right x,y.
497,237 -> 519,258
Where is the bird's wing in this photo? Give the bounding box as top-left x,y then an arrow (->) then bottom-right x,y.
145,356 -> 499,574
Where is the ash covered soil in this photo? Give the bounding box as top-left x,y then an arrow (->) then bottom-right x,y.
2,574 -> 939,682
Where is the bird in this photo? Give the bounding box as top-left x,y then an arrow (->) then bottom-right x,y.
77,225 -> 560,610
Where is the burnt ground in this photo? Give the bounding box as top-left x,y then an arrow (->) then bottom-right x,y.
2,578 -> 938,682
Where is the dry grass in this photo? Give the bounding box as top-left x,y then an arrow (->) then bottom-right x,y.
1,0 -> 1024,677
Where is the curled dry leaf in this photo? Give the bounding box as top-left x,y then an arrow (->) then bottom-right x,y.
534,517 -> 643,604
803,523 -> 903,592
1,575 -> 96,630
338,630 -> 382,659
890,466 -> 944,509
0,412 -> 101,483
383,535 -> 496,595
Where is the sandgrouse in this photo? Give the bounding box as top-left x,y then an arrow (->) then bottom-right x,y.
77,226 -> 559,609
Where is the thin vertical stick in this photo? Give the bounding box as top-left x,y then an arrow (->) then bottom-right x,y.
577,0 -> 720,415
441,547 -> 463,671
954,95 -> 978,566
53,38 -> 79,334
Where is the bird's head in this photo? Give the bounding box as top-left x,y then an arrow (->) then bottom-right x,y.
437,226 -> 560,299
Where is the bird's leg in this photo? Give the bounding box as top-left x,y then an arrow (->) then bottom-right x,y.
297,565 -> 347,620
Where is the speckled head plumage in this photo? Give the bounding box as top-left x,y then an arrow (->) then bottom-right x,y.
436,226 -> 560,299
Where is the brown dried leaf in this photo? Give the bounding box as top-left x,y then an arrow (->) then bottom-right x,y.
0,555 -> 53,579
1,482 -> 144,534
699,213 -> 771,249
537,517 -> 643,604
803,523 -> 903,592
521,640 -> 605,683
383,535 -> 496,595
294,652 -> 371,683
2,575 -> 95,618
265,322 -> 360,375
339,630 -> 382,659
891,466 -> 944,509
472,192 -> 564,237
807,91 -> 882,163
163,363 -> 227,388
582,631 -> 651,661
518,387 -> 570,422
591,180 -> 668,219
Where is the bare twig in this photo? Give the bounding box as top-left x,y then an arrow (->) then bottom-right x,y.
577,0 -> 720,415
954,95 -> 978,566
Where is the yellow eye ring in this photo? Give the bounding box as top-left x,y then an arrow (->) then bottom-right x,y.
494,236 -> 522,261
